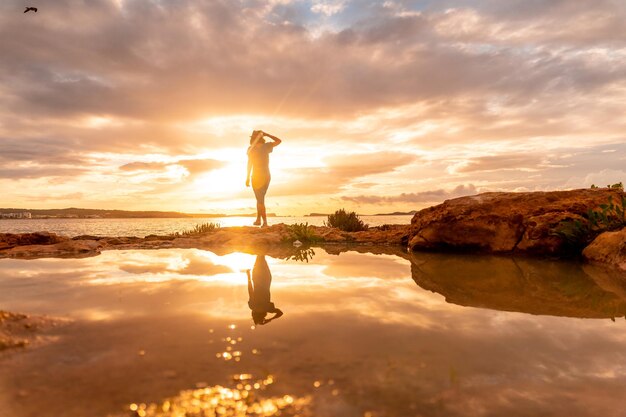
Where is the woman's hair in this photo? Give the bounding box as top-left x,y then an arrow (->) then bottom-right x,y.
252,311 -> 267,325
250,130 -> 264,145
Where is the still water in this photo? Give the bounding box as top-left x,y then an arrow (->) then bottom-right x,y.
0,215 -> 412,237
1,248 -> 625,417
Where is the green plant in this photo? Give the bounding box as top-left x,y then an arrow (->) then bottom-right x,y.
285,222 -> 321,243
289,247 -> 316,263
554,195 -> 626,251
325,209 -> 368,232
553,219 -> 592,251
590,182 -> 622,190
588,195 -> 625,229
177,222 -> 220,236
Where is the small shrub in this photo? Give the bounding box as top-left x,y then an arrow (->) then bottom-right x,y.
289,247 -> 316,263
285,222 -> 321,243
554,195 -> 626,251
553,219 -> 593,252
325,209 -> 368,232
177,222 -> 220,236
590,182 -> 622,190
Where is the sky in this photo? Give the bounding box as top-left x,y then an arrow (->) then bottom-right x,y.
0,0 -> 625,215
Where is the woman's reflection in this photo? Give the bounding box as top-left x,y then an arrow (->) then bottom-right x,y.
247,255 -> 283,325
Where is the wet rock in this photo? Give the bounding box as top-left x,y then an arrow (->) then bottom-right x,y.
100,236 -> 143,246
583,227 -> 626,271
71,234 -> 103,241
0,232 -> 67,250
408,188 -> 625,255
0,311 -> 64,352
351,225 -> 410,246
144,234 -> 176,241
0,239 -> 103,259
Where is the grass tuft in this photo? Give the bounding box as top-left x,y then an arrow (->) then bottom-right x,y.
176,222 -> 221,236
285,222 -> 321,243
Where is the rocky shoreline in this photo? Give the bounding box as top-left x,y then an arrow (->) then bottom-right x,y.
0,189 -> 624,271
0,311 -> 65,353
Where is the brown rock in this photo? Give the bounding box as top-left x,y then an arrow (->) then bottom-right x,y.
350,225 -> 409,245
100,236 -> 142,246
0,239 -> 103,259
409,189 -> 625,255
314,226 -> 351,242
0,310 -> 66,352
144,234 -> 176,241
0,232 -> 68,250
583,227 -> 626,271
71,235 -> 103,241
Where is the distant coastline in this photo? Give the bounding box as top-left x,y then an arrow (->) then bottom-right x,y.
0,208 -> 277,220
1,207 -> 415,220
305,211 -> 416,217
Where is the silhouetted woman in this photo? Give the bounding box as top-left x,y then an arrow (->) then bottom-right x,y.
246,130 -> 282,227
247,255 -> 283,325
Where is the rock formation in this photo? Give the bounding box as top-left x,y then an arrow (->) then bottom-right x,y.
0,311 -> 63,352
0,232 -> 67,250
408,188 -> 624,255
0,225 -> 410,259
583,227 -> 626,271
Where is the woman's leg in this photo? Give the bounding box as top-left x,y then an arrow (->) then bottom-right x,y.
254,199 -> 262,226
260,200 -> 267,226
253,183 -> 269,226
253,183 -> 270,226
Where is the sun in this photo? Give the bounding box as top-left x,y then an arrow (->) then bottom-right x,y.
194,162 -> 248,195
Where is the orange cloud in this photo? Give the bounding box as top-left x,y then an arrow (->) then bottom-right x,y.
0,0 -> 624,212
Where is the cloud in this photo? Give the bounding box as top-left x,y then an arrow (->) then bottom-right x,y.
119,162 -> 169,172
270,151 -> 418,196
2,0 -> 624,123
20,192 -> 85,202
311,0 -> 346,16
449,154 -> 546,173
0,136 -> 85,165
119,159 -> 225,175
177,159 -> 226,175
341,184 -> 478,205
0,166 -> 87,180
0,0 -> 625,212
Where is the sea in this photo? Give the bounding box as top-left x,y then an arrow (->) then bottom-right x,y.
0,215 -> 412,237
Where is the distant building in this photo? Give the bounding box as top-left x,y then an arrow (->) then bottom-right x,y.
0,212 -> 32,219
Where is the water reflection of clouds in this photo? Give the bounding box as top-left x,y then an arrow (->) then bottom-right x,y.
321,252 -> 409,279
0,250 -> 554,327
2,249 -> 626,417
1,249 -> 625,330
0,249 -> 456,326
116,251 -> 234,280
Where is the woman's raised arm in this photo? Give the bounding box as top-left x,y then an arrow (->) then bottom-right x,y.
263,132 -> 282,146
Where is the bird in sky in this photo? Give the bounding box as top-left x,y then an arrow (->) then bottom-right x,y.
24,7 -> 38,13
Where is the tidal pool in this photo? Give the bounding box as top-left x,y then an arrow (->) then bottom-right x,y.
1,248 -> 625,417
